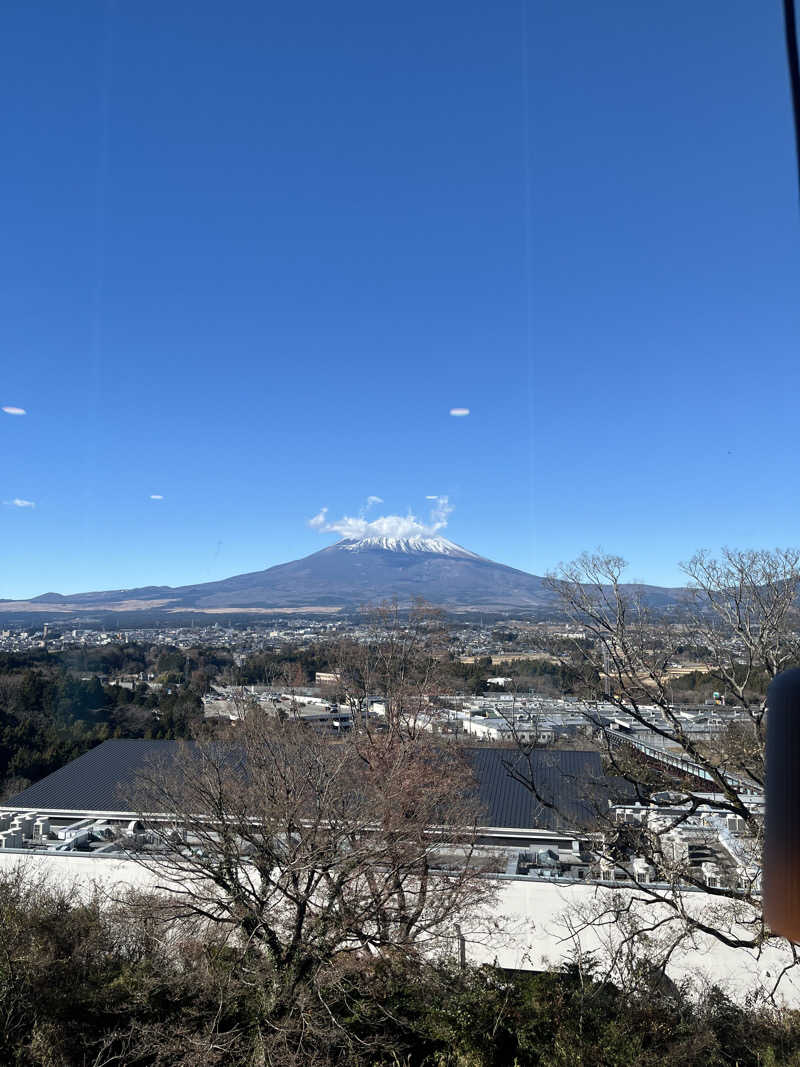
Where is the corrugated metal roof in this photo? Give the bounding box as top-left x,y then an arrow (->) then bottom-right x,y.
2,739 -> 179,813
3,740 -> 624,831
465,748 -> 621,831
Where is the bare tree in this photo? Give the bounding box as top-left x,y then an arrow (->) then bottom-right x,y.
329,598 -> 450,735
325,637 -> 371,728
128,707 -> 495,1050
681,547 -> 800,786
509,548 -> 800,986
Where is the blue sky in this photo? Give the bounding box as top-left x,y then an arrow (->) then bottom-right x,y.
2,1 -> 800,598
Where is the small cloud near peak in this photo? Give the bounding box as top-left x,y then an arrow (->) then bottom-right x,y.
2,406 -> 26,416
4,498 -> 35,508
149,494 -> 164,500
449,407 -> 470,417
309,495 -> 454,540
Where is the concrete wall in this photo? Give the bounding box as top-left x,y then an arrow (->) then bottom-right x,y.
467,876 -> 800,1006
1,850 -> 796,1007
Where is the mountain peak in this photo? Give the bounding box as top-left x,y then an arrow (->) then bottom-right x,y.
334,535 -> 483,560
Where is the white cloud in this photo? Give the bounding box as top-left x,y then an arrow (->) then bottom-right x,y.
2,406 -> 26,416
357,495 -> 384,519
149,494 -> 164,500
427,495 -> 453,528
449,407 -> 470,416
4,498 -> 35,508
309,496 -> 453,540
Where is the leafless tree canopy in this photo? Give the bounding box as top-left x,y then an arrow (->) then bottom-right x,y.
507,548 -> 800,971
329,599 -> 450,735
130,702 -> 494,1029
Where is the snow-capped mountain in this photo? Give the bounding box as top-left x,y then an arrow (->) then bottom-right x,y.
337,535 -> 483,559
4,535 -> 686,616
145,535 -> 554,611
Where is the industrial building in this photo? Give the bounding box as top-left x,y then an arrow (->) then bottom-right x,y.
0,739 -> 629,875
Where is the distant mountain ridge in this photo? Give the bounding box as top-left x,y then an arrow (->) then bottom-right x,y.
2,536 -> 687,615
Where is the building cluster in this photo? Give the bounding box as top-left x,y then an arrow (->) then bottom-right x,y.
0,738 -> 761,898
1,672 -> 761,899
0,738 -> 782,1007
202,684 -> 759,759
0,619 -> 768,900
0,616 -> 556,660
603,792 -> 760,891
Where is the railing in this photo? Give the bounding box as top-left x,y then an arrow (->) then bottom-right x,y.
604,729 -> 763,794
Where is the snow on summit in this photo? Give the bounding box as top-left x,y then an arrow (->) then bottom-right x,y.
336,535 -> 483,559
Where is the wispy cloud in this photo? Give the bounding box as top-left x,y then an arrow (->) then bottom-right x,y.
2,406 -> 26,416
308,507 -> 330,530
309,496 -> 453,540
357,495 -> 384,518
449,407 -> 470,417
4,498 -> 35,508
149,494 -> 164,500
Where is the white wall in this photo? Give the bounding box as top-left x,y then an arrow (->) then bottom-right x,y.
466,877 -> 800,1007
1,851 -> 796,1007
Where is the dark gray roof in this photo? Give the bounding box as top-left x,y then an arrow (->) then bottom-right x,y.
3,739 -> 178,813
466,748 -> 625,831
4,739 -> 626,831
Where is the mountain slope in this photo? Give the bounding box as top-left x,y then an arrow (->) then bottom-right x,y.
2,536 -> 687,614
163,537 -> 555,611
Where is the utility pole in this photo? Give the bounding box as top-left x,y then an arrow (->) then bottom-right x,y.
454,924 -> 466,969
